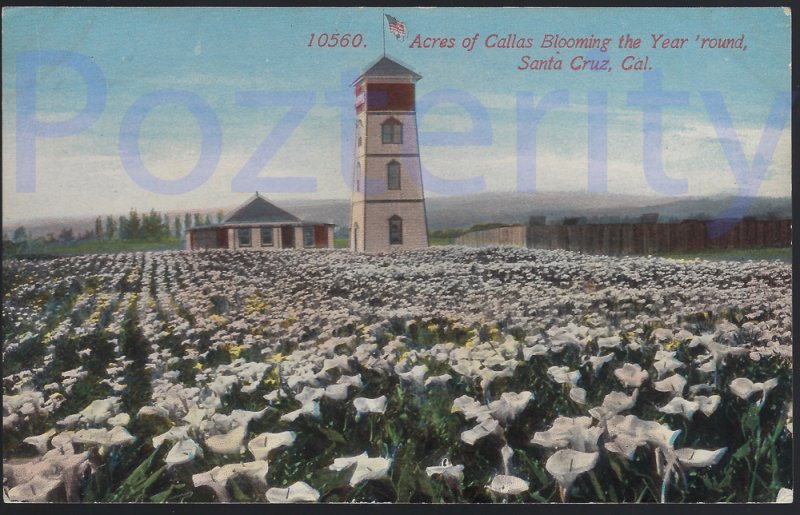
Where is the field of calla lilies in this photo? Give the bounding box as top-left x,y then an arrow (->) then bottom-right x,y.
2,246 -> 793,503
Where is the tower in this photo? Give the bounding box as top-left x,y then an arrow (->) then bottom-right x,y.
350,55 -> 429,253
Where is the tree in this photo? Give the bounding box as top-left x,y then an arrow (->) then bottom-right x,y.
12,226 -> 27,242
184,213 -> 192,231
105,216 -> 116,240
119,216 -> 129,240
58,227 -> 74,242
95,216 -> 103,240
142,209 -> 161,240
216,209 -> 224,224
193,213 -> 202,227
204,214 -> 212,225
174,216 -> 182,239
127,209 -> 141,240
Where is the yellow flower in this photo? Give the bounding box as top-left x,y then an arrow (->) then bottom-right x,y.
193,362 -> 204,370
269,353 -> 286,363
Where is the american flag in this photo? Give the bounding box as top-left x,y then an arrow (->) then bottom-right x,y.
385,14 -> 406,40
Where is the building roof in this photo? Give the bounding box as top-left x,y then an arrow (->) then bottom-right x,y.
223,193 -> 301,224
354,55 -> 421,84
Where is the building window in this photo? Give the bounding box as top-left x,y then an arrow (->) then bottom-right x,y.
358,136 -> 363,147
389,216 -> 403,245
237,228 -> 251,247
303,226 -> 314,247
381,119 -> 402,144
260,227 -> 273,246
387,161 -> 401,190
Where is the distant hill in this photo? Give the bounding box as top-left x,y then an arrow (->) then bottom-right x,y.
5,192 -> 791,239
283,192 -> 792,231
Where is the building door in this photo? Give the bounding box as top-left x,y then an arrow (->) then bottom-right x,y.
216,228 -> 228,248
314,225 -> 328,247
281,226 -> 294,248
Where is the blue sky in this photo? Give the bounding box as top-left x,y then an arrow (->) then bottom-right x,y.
2,7 -> 791,222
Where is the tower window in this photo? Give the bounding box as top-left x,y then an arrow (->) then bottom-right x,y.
387,161 -> 401,190
237,228 -> 252,247
381,119 -> 403,144
389,215 -> 403,245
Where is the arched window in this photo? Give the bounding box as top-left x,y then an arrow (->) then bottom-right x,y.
389,215 -> 403,245
355,162 -> 361,192
387,161 -> 401,190
381,118 -> 403,144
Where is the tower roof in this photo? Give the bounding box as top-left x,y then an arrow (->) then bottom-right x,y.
354,55 -> 421,84
224,193 -> 301,224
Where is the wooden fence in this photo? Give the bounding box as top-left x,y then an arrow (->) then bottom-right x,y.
453,218 -> 791,255
453,225 -> 527,247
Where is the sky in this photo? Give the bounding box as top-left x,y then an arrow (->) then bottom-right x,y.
1,7 -> 792,223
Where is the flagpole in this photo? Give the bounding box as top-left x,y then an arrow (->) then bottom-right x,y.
382,9 -> 386,56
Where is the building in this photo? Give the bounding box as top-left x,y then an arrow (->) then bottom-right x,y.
186,193 -> 334,251
349,55 -> 429,253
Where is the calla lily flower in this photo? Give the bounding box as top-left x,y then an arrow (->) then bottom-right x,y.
547,365 -> 581,385
247,431 -> 296,460
597,336 -> 622,350
569,387 -> 587,404
545,449 -> 599,502
353,395 -> 387,420
653,374 -> 687,396
22,428 -> 55,455
614,363 -> 649,388
424,373 -> 453,387
106,413 -> 130,427
153,425 -> 191,448
488,391 -> 533,424
604,433 -> 646,460
589,389 -> 638,421
674,447 -> 727,468
280,400 -> 320,423
323,383 -> 349,401
7,476 -> 62,502
531,416 -> 602,452
776,488 -> 793,503
192,461 -> 269,501
461,417 -> 500,445
165,438 -> 203,468
329,453 -> 392,486
729,377 -> 779,408
337,374 -> 364,388
425,459 -> 465,482
658,397 -> 700,420
607,414 -> 681,451
587,353 -> 615,377
398,364 -> 428,389
266,481 -> 321,503
451,395 -> 492,421
487,474 -> 529,496
693,395 -> 721,417
73,426 -> 136,453
204,426 -> 246,455
78,397 -> 122,426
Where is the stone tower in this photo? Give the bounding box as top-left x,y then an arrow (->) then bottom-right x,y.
349,55 -> 429,253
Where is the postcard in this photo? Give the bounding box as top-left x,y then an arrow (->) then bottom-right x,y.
1,6 -> 792,504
